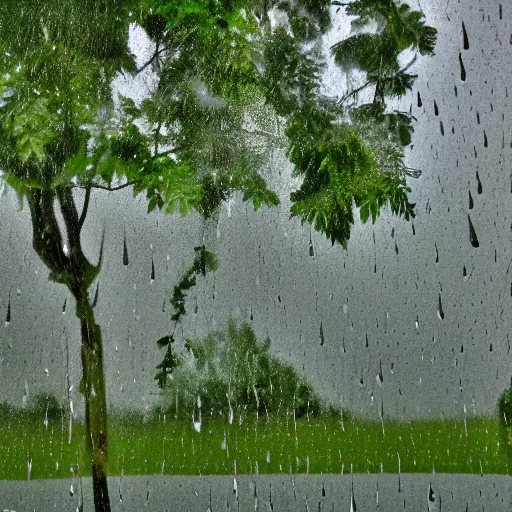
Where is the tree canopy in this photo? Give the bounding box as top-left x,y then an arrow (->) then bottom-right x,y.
0,0 -> 437,248
0,2 -> 437,509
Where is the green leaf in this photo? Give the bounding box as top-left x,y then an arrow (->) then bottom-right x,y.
118,94 -> 141,119
156,335 -> 174,348
360,202 -> 370,224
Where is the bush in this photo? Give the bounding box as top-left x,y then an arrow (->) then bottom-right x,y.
29,393 -> 63,420
161,320 -> 325,421
498,379 -> 512,428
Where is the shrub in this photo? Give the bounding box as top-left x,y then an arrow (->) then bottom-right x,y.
29,393 -> 63,420
161,319 -> 325,421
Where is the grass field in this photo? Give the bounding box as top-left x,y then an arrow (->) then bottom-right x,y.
0,410 -> 510,480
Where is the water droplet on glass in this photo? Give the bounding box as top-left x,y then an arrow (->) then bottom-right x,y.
468,215 -> 480,247
427,483 -> 439,512
459,53 -> 466,81
437,294 -> 445,320
92,283 -> 99,308
123,233 -> 129,265
462,21 -> 469,49
5,297 -> 11,326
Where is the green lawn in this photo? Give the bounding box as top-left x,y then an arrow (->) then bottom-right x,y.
0,412 -> 509,480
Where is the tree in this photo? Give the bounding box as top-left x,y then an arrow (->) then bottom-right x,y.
160,319 -> 323,421
0,1 -> 436,510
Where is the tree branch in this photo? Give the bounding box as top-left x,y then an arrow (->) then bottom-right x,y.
72,180 -> 140,192
337,81 -> 371,106
136,45 -> 170,75
399,53 -> 418,74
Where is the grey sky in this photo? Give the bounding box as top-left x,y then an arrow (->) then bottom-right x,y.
0,0 -> 511,422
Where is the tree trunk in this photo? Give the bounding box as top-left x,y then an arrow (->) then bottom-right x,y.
27,187 -> 111,511
76,292 -> 111,512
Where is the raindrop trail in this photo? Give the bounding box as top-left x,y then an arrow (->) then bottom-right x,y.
5,295 -> 11,326
123,232 -> 129,266
459,53 -> 466,81
438,293 -> 445,320
468,215 -> 479,247
462,21 -> 469,49
92,283 -> 99,308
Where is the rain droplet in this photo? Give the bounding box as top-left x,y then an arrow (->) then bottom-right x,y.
440,121 -> 444,136
468,215 -> 480,247
437,294 -> 445,320
476,171 -> 482,193
150,258 -> 155,283
434,101 -> 439,116
469,190 -> 474,209
123,233 -> 129,266
417,91 -> 422,107
350,482 -> 357,512
92,283 -> 99,308
320,322 -> 325,346
427,483 -> 439,512
62,298 -> 67,314
459,53 -> 466,81
309,236 -> 315,257
377,360 -> 383,385
462,21 -> 469,49
5,297 -> 10,326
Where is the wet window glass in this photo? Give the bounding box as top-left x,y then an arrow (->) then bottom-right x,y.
0,1 -> 511,510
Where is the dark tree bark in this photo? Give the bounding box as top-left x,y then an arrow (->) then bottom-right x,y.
27,186 -> 111,512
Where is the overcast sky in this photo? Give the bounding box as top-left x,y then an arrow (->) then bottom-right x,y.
1,0 -> 511,421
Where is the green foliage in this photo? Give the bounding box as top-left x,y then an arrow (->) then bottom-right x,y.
0,0 -> 436,253
333,0 -> 437,99
159,320 -> 323,420
498,380 -> 512,428
29,393 -> 63,420
281,0 -> 433,246
155,335 -> 181,388
498,379 -> 512,462
169,245 -> 218,324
